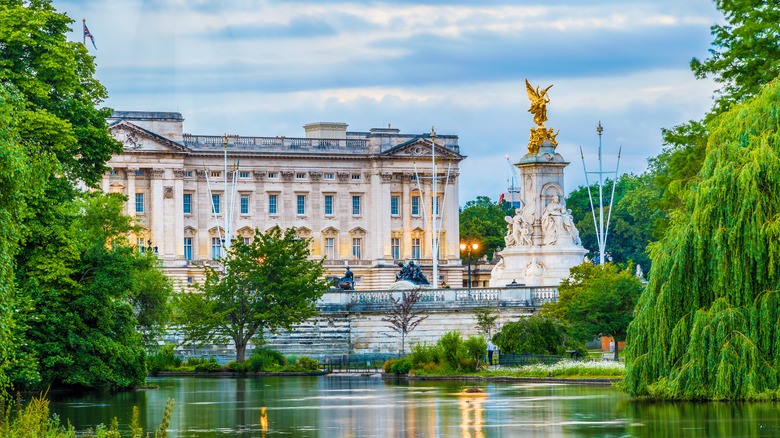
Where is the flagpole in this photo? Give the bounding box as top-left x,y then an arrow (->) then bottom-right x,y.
82,19 -> 86,47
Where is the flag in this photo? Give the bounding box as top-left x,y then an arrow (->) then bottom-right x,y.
499,193 -> 505,203
83,21 -> 96,50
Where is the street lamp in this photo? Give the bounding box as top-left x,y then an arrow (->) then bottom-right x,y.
459,238 -> 480,289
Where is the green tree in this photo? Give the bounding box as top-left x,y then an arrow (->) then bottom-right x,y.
543,262 -> 643,360
459,196 -> 514,260
473,306 -> 499,338
175,226 -> 330,362
624,78 -> 780,400
493,314 -> 585,356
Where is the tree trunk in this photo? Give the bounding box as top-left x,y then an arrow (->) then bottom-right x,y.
236,339 -> 248,363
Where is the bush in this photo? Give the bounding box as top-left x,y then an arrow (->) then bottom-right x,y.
227,361 -> 247,373
296,356 -> 319,371
147,345 -> 182,374
458,358 -> 478,372
437,331 -> 463,367
184,357 -> 208,367
410,342 -> 441,366
464,336 -> 487,365
194,361 -> 222,372
390,357 -> 413,375
248,348 -> 287,372
494,315 -> 586,356
383,358 -> 397,373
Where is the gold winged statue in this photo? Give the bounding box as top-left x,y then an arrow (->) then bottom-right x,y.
525,79 -> 559,154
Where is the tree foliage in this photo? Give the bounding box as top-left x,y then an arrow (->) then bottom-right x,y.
493,314 -> 585,356
175,226 -> 330,363
459,196 -> 515,261
544,262 -> 643,359
624,78 -> 780,400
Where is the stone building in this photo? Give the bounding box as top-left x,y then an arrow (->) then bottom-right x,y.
101,111 -> 465,289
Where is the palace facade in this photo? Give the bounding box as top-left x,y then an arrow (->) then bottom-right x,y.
101,111 -> 465,289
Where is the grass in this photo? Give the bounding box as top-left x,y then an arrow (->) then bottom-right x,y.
408,359 -> 625,379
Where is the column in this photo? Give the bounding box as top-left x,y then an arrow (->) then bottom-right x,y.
445,172 -> 460,260
126,167 -> 138,217
197,170 -> 210,259
173,169 -> 185,259
309,172 -> 322,257
402,174 -> 412,259
150,168 -> 165,256
101,170 -> 110,193
370,171 -> 383,261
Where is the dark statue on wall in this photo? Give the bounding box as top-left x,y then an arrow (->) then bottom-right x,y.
332,266 -> 355,290
395,260 -> 429,285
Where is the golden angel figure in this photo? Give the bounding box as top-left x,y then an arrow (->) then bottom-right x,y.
526,79 -> 552,126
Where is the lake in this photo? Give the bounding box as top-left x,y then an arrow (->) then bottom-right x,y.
47,376 -> 780,437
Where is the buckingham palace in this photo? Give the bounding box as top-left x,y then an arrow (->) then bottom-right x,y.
100,111 -> 465,289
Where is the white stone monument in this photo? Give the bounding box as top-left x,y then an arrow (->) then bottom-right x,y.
489,81 -> 588,287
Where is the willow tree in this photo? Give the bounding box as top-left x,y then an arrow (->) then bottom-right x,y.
624,78 -> 780,400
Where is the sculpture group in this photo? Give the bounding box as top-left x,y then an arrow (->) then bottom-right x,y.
526,79 -> 560,154
395,261 -> 430,285
504,194 -> 580,248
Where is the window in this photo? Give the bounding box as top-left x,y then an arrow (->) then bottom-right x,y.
412,196 -> 420,215
240,195 -> 249,214
268,172 -> 278,179
297,195 -> 306,215
239,171 -> 249,178
352,196 -> 360,215
211,194 -> 220,214
184,237 -> 192,261
187,277 -> 193,284
135,193 -> 144,213
411,174 -> 417,181
435,196 -> 440,216
324,173 -> 334,180
183,194 -> 192,214
243,237 -> 251,245
296,173 -> 305,179
137,237 -> 145,253
185,171 -> 192,177
211,237 -> 222,259
211,171 -> 220,178
269,195 -> 278,214
324,195 -> 333,215
136,170 -> 144,176
391,196 -> 399,215
110,169 -> 117,175
351,174 -> 361,180
352,238 -> 362,260
412,238 -> 421,259
391,238 -> 400,260
325,238 -> 335,259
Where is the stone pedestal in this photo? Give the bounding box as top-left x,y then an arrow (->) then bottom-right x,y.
489,139 -> 588,287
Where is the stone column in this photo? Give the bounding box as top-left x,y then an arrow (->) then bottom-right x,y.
309,171 -> 322,257
150,168 -> 165,256
196,170 -> 210,259
445,172 -> 460,260
173,169 -> 185,259
126,167 -> 138,217
378,172 -> 392,259
402,174 -> 412,259
101,170 -> 110,193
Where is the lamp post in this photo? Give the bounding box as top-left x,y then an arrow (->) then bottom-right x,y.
459,238 -> 479,290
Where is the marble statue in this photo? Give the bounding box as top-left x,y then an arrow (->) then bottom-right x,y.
542,195 -> 580,246
503,198 -> 535,247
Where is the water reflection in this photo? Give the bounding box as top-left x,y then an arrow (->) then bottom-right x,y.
44,376 -> 780,437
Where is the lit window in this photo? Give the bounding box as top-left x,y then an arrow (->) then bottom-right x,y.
391,196 -> 399,215
211,171 -> 220,178
212,237 -> 221,259
352,238 -> 362,260
391,238 -> 400,260
212,194 -> 220,214
325,173 -> 334,180
240,195 -> 249,214
412,196 -> 420,216
184,237 -> 192,261
412,238 -> 421,259
324,195 -> 333,215
183,194 -> 192,214
239,171 -> 249,178
351,174 -> 360,180
297,195 -> 306,215
269,195 -> 277,214
325,238 -> 335,259
352,196 -> 360,215
135,193 -> 144,213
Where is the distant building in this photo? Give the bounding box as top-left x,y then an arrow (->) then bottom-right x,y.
101,111 -> 465,288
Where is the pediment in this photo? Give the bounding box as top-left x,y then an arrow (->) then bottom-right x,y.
110,121 -> 189,153
381,137 -> 463,159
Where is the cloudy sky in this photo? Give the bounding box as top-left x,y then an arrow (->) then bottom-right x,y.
58,0 -> 723,205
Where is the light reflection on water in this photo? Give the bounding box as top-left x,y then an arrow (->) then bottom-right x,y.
45,376 -> 780,437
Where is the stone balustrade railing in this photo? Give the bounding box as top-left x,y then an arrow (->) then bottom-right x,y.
317,286 -> 557,311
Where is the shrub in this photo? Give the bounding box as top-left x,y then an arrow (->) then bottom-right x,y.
458,358 -> 478,373
410,342 -> 441,366
464,336 -> 487,366
194,361 -> 222,372
494,315 -> 586,356
390,357 -> 413,375
227,361 -> 247,373
422,362 -> 444,373
248,348 -> 287,372
296,356 -> 319,371
383,358 -> 397,373
147,345 -> 182,374
184,357 -> 208,367
437,331 -> 463,367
